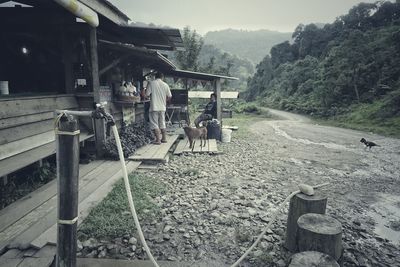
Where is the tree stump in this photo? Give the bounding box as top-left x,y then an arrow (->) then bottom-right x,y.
284,193 -> 327,252
297,213 -> 342,261
288,251 -> 339,267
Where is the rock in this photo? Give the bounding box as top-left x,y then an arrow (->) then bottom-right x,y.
82,238 -> 98,249
163,225 -> 172,233
98,250 -> 107,258
131,245 -> 137,252
277,259 -> 286,267
77,240 -> 83,251
129,237 -> 138,245
86,250 -> 97,258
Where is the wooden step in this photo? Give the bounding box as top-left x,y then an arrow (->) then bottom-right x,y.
128,135 -> 178,163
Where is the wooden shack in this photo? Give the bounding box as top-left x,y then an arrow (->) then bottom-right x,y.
0,0 -> 184,181
0,0 -> 237,183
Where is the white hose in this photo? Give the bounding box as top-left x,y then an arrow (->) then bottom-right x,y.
230,182 -> 329,267
112,125 -> 160,267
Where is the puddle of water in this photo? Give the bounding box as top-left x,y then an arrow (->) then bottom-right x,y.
271,123 -> 353,151
366,194 -> 400,245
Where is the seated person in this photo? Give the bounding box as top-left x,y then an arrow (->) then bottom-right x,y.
194,93 -> 217,127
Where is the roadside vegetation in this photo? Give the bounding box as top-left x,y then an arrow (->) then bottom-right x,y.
78,172 -> 167,239
244,1 -> 400,138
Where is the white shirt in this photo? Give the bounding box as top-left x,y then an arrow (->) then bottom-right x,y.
146,78 -> 172,112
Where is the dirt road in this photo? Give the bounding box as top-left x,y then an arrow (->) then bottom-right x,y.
82,110 -> 400,266
248,109 -> 400,265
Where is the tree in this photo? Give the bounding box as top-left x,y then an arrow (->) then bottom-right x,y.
176,26 -> 204,71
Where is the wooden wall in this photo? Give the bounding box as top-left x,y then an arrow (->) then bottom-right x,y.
0,95 -> 79,161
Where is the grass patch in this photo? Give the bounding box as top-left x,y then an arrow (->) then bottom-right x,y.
223,112 -> 271,138
78,172 -> 166,239
316,100 -> 400,138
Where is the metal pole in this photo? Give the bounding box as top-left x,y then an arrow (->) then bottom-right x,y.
56,115 -> 80,267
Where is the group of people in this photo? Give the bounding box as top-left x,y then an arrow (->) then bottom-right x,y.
145,72 -> 217,145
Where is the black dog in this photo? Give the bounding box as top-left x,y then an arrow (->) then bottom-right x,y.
360,138 -> 379,149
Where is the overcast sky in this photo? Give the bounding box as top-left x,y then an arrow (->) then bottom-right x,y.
112,0 -> 379,34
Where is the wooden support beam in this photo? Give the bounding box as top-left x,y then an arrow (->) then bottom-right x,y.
99,55 -> 130,77
89,28 -> 100,103
56,116 -> 79,267
89,28 -> 105,157
214,78 -> 222,126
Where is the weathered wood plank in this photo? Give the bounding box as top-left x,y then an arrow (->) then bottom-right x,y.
173,138 -> 189,155
0,161 -> 112,252
31,161 -> 141,248
174,138 -> 218,154
0,258 -> 23,267
0,181 -> 56,233
0,131 -> 55,161
16,257 -> 54,267
0,119 -> 53,145
0,96 -> 78,119
0,248 -> 24,258
0,112 -> 53,130
8,161 -> 121,248
151,135 -> 178,160
208,139 -> 218,153
0,132 -> 94,177
129,135 -> 178,162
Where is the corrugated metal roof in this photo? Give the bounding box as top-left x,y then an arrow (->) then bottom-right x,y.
117,25 -> 184,51
189,91 -> 239,99
166,69 -> 238,81
99,40 -> 177,71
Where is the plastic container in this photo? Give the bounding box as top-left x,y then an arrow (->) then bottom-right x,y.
221,129 -> 232,143
0,81 -> 9,95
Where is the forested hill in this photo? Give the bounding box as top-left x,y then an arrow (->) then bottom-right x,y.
246,1 -> 400,136
204,29 -> 291,64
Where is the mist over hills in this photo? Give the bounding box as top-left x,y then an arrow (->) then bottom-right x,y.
203,29 -> 292,64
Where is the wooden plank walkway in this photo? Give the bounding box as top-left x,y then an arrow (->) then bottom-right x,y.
128,135 -> 179,164
0,159 -> 141,266
173,138 -> 219,155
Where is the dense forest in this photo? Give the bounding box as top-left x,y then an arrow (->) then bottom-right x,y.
204,29 -> 291,64
169,27 -> 255,91
246,1 -> 400,135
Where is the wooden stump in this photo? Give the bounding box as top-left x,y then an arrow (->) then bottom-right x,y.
297,213 -> 342,261
289,251 -> 339,267
284,193 -> 327,252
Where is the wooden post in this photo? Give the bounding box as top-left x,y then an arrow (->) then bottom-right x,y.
289,251 -> 339,267
213,78 -> 222,125
297,213 -> 343,261
89,27 -> 105,157
284,193 -> 327,252
56,116 -> 80,267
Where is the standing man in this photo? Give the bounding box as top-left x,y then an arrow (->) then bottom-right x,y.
194,93 -> 217,127
145,72 -> 172,144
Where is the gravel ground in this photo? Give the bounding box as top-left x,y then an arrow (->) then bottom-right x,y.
80,110 -> 400,266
